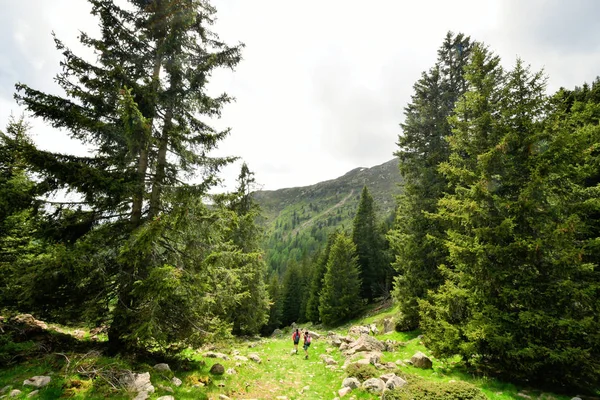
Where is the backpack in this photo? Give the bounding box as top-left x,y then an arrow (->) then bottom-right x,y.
293,332 -> 299,341
305,334 -> 311,344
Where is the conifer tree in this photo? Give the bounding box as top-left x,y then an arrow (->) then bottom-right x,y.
388,32 -> 473,330
352,186 -> 385,302
261,273 -> 283,335
319,233 -> 362,325
281,260 -> 303,326
305,231 -> 338,322
9,0 -> 243,350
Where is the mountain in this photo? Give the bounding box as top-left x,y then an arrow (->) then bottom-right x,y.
253,158 -> 402,274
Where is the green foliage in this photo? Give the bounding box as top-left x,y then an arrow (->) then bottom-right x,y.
389,32 -> 474,330
421,45 -> 600,390
319,233 -> 362,325
261,274 -> 283,335
305,232 -> 337,323
382,376 -> 486,400
280,261 -> 304,326
345,362 -> 379,382
352,186 -> 389,301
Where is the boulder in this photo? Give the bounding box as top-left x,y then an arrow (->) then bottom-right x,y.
219,395 -> 231,400
411,351 -> 433,369
209,363 -> 225,375
153,363 -> 171,372
122,372 -> 154,395
338,387 -> 352,397
133,391 -> 149,400
341,377 -> 360,389
348,325 -> 370,336
171,377 -> 182,387
271,329 -> 283,336
383,317 -> 395,333
23,376 -> 51,389
233,355 -> 248,362
9,390 -> 22,397
322,356 -> 337,366
308,330 -> 321,339
157,385 -> 174,393
362,378 -> 385,393
226,368 -> 237,375
343,335 -> 385,355
204,351 -> 229,360
383,375 -> 407,390
248,353 -> 262,363
12,314 -> 47,331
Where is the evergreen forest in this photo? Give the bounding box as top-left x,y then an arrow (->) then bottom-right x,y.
1,1 -> 599,398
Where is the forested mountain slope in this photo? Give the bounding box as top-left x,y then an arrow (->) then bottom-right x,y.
253,158 -> 402,274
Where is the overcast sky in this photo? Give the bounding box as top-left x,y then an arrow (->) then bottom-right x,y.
2,0 -> 600,191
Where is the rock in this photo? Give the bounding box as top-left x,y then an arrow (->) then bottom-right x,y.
348,325 -> 370,336
383,339 -> 398,352
362,378 -> 385,394
322,356 -> 337,366
570,398 -> 582,400
339,342 -> 349,351
369,324 -> 379,335
343,335 -> 385,355
385,362 -> 397,369
342,377 -> 360,389
232,350 -> 240,356
271,329 -> 283,336
404,359 -> 413,365
517,394 -> 532,399
300,385 -> 310,394
123,372 -> 154,394
338,387 -> 352,397
331,338 -> 342,347
9,390 -> 22,397
219,395 -> 231,400
0,386 -> 10,394
171,377 -> 182,387
385,375 -> 407,390
308,330 -> 321,339
153,363 -> 171,372
248,353 -> 262,363
209,363 -> 225,375
89,325 -> 108,335
204,351 -> 229,360
276,397 -> 287,400
133,392 -> 149,400
12,314 -> 47,331
156,397 -> 174,400
27,390 -> 39,398
410,351 -> 433,369
383,317 -> 395,333
226,368 -> 237,375
233,355 -> 248,362
23,376 -> 51,389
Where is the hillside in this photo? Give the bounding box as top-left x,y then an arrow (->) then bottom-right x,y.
253,159 -> 402,274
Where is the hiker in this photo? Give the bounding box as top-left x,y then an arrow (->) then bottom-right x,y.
292,328 -> 301,354
303,331 -> 311,359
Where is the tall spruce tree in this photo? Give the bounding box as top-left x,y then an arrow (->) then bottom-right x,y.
421,47 -> 600,389
10,0 -> 243,350
305,231 -> 338,322
352,186 -> 385,302
319,232 -> 362,325
388,32 -> 473,330
261,273 -> 283,335
280,260 -> 303,326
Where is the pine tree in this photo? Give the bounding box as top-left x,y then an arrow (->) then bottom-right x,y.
388,32 -> 473,330
281,260 -> 303,326
305,231 -> 338,322
261,273 -> 283,335
352,186 -> 385,302
421,48 -> 600,389
319,233 -> 362,325
10,0 -> 243,350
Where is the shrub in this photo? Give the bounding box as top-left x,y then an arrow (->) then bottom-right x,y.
345,362 -> 379,382
382,377 -> 486,400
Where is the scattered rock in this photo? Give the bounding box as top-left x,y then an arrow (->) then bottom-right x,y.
248,353 -> 262,363
209,363 -> 225,375
343,335 -> 385,356
271,329 -> 283,336
300,385 -> 310,394
410,351 -> 432,369
89,325 -> 108,335
23,376 -> 51,389
233,355 -> 248,362
157,385 -> 174,393
362,378 -> 385,394
123,372 -> 154,395
338,387 -> 352,397
133,391 -> 149,400
204,351 -> 229,360
322,356 -> 337,366
226,368 -> 237,375
171,377 -> 182,387
570,398 -> 582,400
276,396 -> 288,400
27,390 -> 39,398
308,330 -> 321,339
348,325 -> 370,336
342,377 -> 360,389
219,395 -> 231,400
153,363 -> 171,372
385,375 -> 407,390
385,362 -> 397,369
383,317 -> 395,333
156,396 -> 174,400
12,314 -> 47,331
0,386 -> 11,394
517,394 -> 532,399
9,390 -> 22,397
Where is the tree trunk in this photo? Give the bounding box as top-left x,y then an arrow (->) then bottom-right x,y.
148,109 -> 172,219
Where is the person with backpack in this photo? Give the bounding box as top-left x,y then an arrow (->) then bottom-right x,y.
303,331 -> 311,359
292,328 -> 300,354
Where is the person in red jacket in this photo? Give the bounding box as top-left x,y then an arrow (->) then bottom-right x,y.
303,331 -> 311,359
292,328 -> 300,354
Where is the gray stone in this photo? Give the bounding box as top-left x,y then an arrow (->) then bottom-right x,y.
362,378 -> 385,393
171,377 -> 182,387
209,363 -> 225,375
411,351 -> 433,369
123,372 -> 154,394
271,329 -> 283,336
233,355 -> 248,362
383,317 -> 395,333
338,387 -> 352,397
27,390 -> 39,398
133,391 -> 149,400
219,395 -> 231,400
300,385 -> 310,394
156,397 -> 175,400
157,385 -> 174,393
341,377 -> 360,389
248,353 -> 262,363
23,376 -> 51,389
153,363 -> 171,372
226,368 -> 237,375
204,351 -> 229,360
9,390 -> 22,398
385,375 -> 407,390
322,356 -> 337,366
0,387 -> 10,394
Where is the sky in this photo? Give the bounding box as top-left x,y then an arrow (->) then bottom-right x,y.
1,0 -> 600,191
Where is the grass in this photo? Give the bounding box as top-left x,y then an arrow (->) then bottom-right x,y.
0,310 -> 583,400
